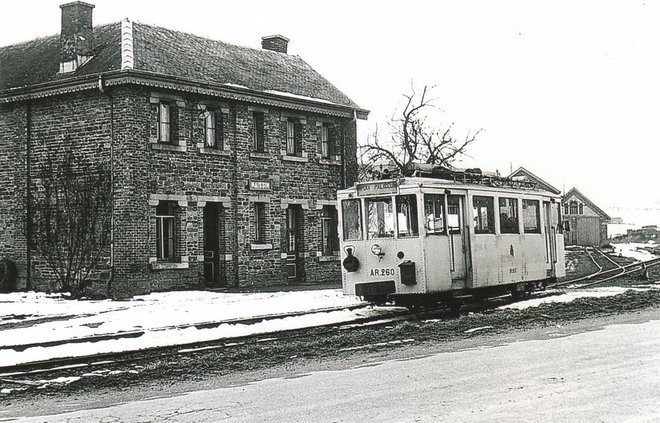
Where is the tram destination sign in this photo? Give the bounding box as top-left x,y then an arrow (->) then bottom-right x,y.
356,180 -> 398,196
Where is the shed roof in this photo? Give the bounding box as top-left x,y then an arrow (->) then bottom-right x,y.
564,187 -> 611,221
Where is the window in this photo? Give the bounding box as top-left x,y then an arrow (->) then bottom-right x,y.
156,201 -> 177,261
447,196 -> 461,234
321,124 -> 335,158
473,196 -> 494,234
254,202 -> 266,243
342,199 -> 362,241
204,111 -> 225,149
499,197 -> 519,234
321,206 -> 339,256
158,102 -> 172,144
424,194 -> 445,234
396,194 -> 419,237
286,119 -> 302,156
578,203 -> 584,215
523,199 -> 541,233
253,112 -> 265,152
569,202 -> 578,215
367,197 -> 395,239
563,204 -> 569,216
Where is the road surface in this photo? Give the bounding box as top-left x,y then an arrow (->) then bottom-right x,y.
8,311 -> 660,422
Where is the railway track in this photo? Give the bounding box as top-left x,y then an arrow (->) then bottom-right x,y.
3,247 -> 658,385
552,247 -> 660,288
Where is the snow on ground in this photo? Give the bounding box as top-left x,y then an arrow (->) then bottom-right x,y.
612,242 -> 658,262
1,242 -> 658,368
0,289 -> 387,368
499,286 -> 658,310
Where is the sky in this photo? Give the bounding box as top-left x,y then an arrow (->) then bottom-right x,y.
1,0 -> 659,223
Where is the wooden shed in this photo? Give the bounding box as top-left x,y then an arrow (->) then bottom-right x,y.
562,188 -> 610,247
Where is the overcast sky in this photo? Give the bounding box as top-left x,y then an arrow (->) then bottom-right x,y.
2,0 -> 659,222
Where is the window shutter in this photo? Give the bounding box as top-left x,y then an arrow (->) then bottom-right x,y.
295,121 -> 302,156
170,104 -> 178,144
216,112 -> 224,150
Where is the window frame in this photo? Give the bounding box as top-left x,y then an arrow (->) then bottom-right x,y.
254,202 -> 267,243
367,196 -> 395,239
156,202 -> 177,261
522,199 -> 541,234
424,194 -> 446,234
204,111 -> 217,148
342,199 -> 363,241
157,102 -> 172,144
396,194 -> 419,238
498,197 -> 520,234
473,196 -> 495,235
252,112 -> 265,153
286,119 -> 302,157
320,206 -> 339,256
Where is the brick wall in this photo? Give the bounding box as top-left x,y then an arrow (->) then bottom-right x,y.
0,85 -> 358,297
0,102 -> 28,289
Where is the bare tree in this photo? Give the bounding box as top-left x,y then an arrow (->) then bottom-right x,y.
359,84 -> 481,179
30,149 -> 111,298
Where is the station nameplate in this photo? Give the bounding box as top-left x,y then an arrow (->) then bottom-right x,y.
356,180 -> 397,196
249,180 -> 271,191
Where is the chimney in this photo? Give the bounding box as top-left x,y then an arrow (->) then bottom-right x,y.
59,1 -> 95,73
261,35 -> 289,54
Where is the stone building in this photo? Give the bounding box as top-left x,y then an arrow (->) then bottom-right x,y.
562,187 -> 610,247
0,2 -> 368,297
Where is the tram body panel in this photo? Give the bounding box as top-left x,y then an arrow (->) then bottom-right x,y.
338,176 -> 566,304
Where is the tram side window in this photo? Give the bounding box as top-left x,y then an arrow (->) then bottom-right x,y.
341,199 -> 362,241
523,199 -> 541,233
499,197 -> 519,234
473,196 -> 494,234
424,194 -> 445,234
396,194 -> 419,237
447,196 -> 461,234
367,197 -> 395,239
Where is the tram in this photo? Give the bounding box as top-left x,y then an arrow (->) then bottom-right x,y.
337,167 -> 566,309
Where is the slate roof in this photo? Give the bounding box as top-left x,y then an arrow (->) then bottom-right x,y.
0,21 -> 365,113
564,187 -> 611,221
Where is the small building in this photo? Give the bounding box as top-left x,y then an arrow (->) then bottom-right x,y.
508,167 -> 562,196
562,187 -> 610,247
0,2 -> 368,297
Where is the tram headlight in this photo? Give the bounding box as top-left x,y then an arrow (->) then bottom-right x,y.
371,244 -> 383,257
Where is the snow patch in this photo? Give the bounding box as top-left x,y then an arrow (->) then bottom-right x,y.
263,89 -> 336,105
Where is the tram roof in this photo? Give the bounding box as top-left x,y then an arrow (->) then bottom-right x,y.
342,175 -> 562,198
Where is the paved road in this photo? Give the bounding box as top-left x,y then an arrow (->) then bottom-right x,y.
11,314 -> 660,422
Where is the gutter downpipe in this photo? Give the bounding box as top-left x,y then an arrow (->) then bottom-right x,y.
98,75 -> 115,296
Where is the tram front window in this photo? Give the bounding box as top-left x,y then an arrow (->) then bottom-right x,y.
396,194 -> 419,237
367,197 -> 395,239
342,199 -> 362,241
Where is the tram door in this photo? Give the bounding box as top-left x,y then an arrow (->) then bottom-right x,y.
285,205 -> 303,280
448,195 -> 468,287
543,201 -> 557,275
